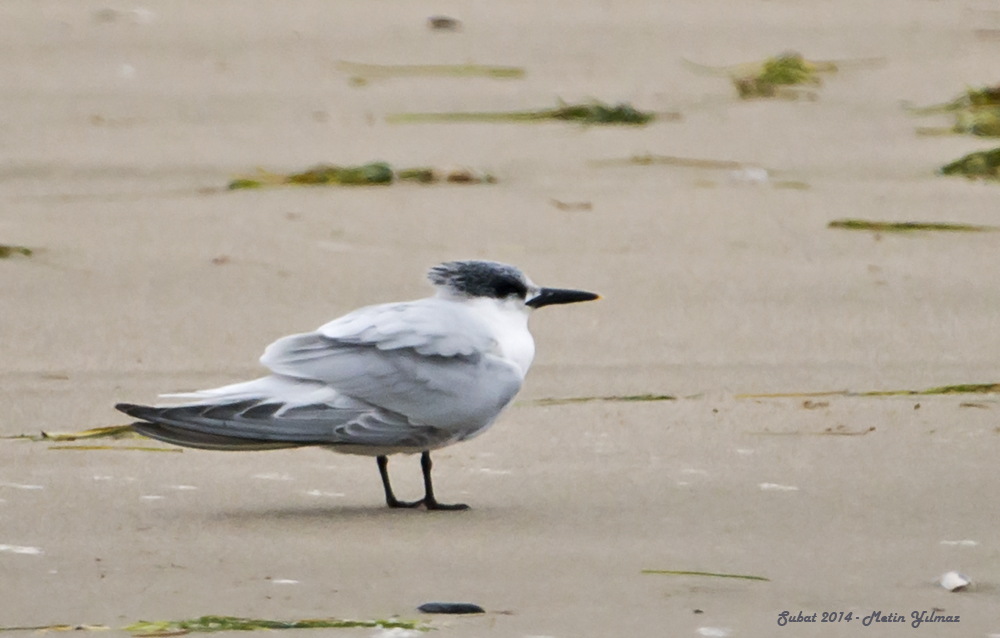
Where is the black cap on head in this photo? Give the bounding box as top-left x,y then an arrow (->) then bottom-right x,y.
429,260 -> 601,309
428,261 -> 530,300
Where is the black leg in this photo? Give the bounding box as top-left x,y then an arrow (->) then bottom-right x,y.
376,453 -> 468,510
377,455 -> 422,508
420,451 -> 469,511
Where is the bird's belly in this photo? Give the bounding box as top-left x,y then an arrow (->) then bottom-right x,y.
325,434 -> 469,457
327,444 -> 427,457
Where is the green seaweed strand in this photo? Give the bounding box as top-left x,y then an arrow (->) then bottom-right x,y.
124,615 -> 425,634
641,570 -> 770,581
828,219 -> 996,232
0,245 -> 32,258
527,394 -> 677,406
940,147 -> 1000,180
387,101 -> 654,126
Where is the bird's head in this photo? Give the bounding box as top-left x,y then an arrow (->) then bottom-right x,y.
428,260 -> 600,309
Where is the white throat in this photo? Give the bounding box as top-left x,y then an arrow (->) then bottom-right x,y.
462,296 -> 535,376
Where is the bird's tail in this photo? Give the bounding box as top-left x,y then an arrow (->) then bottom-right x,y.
115,375 -> 422,452
118,403 -> 307,451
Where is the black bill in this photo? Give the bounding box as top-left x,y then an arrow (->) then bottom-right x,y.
526,287 -> 601,308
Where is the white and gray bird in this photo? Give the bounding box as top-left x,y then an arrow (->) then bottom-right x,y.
116,260 -> 599,510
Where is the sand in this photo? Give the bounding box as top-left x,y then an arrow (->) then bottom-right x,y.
2,1 -> 999,636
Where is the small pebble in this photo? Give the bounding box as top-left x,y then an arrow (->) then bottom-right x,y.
428,16 -> 460,31
417,602 -> 485,614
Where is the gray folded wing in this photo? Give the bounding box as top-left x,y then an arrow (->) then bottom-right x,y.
260,298 -> 525,430
119,392 -> 454,450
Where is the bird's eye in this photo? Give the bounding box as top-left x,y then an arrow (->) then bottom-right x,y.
493,279 -> 527,299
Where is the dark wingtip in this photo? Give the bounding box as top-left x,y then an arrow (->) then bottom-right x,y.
115,403 -> 152,420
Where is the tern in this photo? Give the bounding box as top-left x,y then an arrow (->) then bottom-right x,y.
116,260 -> 599,510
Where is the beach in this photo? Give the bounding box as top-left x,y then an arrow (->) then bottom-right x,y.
1,1 -> 999,635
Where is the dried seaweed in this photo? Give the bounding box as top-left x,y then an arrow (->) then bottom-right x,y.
336,61 -> 522,86
641,570 -> 770,582
954,108 -> 1000,137
524,394 -> 676,407
1,425 -> 179,452
549,199 -> 592,211
734,53 -> 822,98
1,425 -> 141,442
48,445 -> 182,452
828,219 -> 997,232
684,52 -> 852,99
749,426 -> 876,436
44,425 -> 142,441
387,100 -> 657,125
940,147 -> 1000,181
0,625 -> 110,633
124,616 -> 426,635
910,85 -> 1000,138
908,85 -> 1000,115
737,383 -> 1000,399
0,245 -> 32,259
592,154 -> 746,169
228,163 -> 495,190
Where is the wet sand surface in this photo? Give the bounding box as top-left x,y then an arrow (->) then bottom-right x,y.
2,1 -> 999,636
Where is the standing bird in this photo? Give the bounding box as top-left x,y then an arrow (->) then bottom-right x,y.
116,261 -> 599,510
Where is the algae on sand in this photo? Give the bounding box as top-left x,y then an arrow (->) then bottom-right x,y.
828,219 -> 998,233
1,425 -> 142,442
124,616 -> 426,635
683,52 -> 843,99
336,61 -> 524,86
910,85 -> 1000,138
737,383 -> 1000,399
940,147 -> 1000,181
735,53 -> 822,98
523,394 -> 677,407
0,244 -> 32,259
2,425 -> 181,452
951,108 -> 1000,137
908,85 -> 1000,115
641,569 -> 770,582
229,162 -> 394,189
386,100 -> 656,126
228,162 -> 495,190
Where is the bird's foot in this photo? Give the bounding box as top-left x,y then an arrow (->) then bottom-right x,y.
386,496 -> 424,509
423,498 -> 470,511
387,497 -> 469,510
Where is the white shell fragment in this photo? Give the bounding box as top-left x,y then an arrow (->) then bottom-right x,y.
0,544 -> 43,555
0,482 -> 43,490
252,473 -> 294,481
305,490 -> 345,497
730,166 -> 770,185
759,483 -> 799,491
940,571 -> 971,592
939,540 -> 978,547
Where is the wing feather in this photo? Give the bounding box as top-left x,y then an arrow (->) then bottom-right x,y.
259,299 -> 524,428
